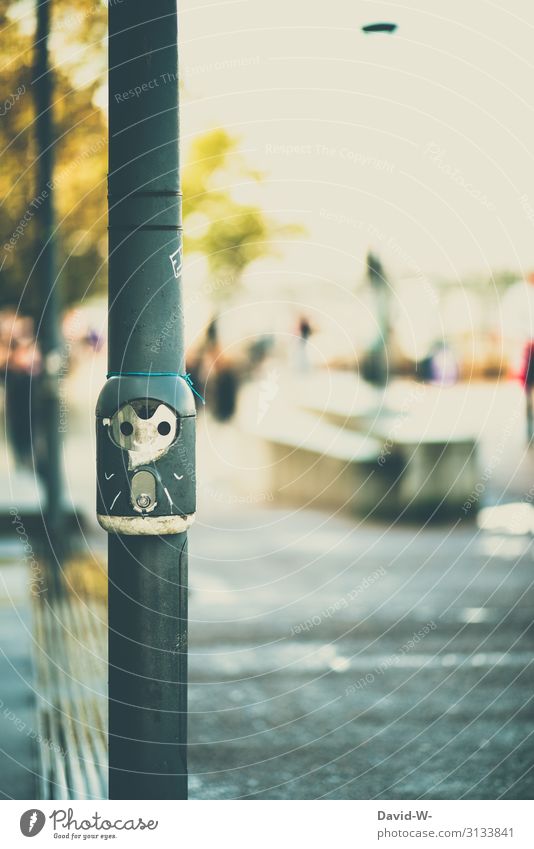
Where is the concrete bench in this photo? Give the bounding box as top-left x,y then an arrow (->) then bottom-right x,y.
251,409 -> 387,515
370,423 -> 479,517
240,376 -> 479,518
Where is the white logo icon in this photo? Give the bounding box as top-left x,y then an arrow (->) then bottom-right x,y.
169,245 -> 183,279
20,809 -> 46,837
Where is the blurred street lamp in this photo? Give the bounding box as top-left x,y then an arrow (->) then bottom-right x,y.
359,23 -> 397,384
362,22 -> 398,34
366,251 -> 392,385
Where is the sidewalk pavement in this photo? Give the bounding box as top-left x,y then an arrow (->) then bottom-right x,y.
0,377 -> 533,799
0,540 -> 37,799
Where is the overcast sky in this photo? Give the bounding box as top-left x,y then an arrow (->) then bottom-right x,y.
173,0 -> 534,284
13,0 -> 534,285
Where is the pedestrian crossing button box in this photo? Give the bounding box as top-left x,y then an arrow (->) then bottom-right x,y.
96,374 -> 195,535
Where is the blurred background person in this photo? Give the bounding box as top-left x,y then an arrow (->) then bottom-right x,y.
1,312 -> 41,468
294,314 -> 313,372
189,315 -> 241,422
520,339 -> 534,443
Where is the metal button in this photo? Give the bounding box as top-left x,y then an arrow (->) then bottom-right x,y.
131,469 -> 157,513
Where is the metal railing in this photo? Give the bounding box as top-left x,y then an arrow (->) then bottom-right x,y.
33,563 -> 107,799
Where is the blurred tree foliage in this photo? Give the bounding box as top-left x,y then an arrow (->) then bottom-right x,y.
0,0 -> 291,316
182,128 -> 294,284
0,0 -> 108,314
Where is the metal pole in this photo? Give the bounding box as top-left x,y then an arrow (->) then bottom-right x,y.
107,0 -> 188,799
367,251 -> 390,385
34,0 -> 64,539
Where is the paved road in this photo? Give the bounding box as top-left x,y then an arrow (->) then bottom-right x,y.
187,505 -> 534,799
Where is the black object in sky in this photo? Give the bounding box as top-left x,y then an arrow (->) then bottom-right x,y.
362,22 -> 398,33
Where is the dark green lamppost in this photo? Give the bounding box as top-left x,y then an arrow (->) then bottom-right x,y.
103,0 -> 193,800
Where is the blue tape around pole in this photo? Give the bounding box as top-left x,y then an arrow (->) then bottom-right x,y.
106,371 -> 206,404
